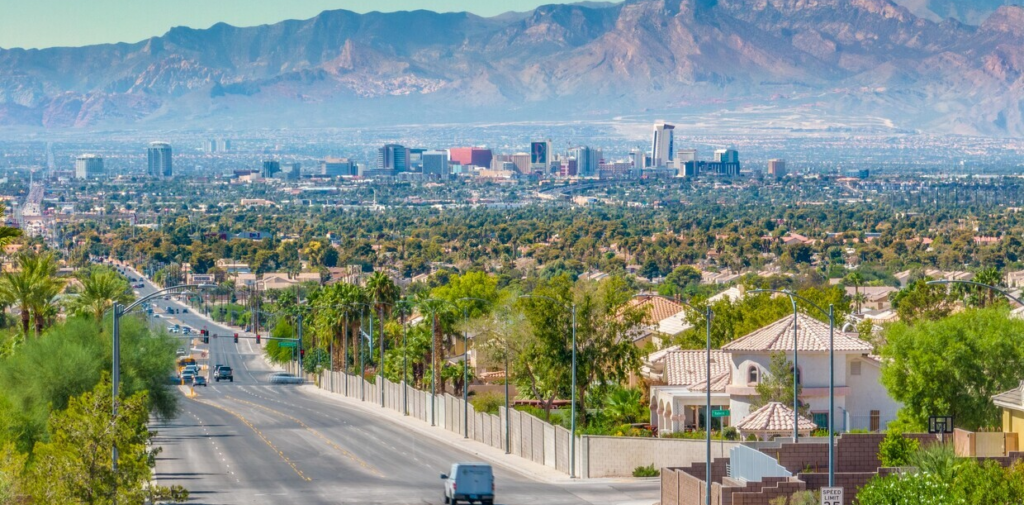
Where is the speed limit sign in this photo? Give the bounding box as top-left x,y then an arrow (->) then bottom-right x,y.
821,487 -> 843,505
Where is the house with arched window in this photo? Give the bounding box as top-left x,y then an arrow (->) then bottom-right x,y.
650,313 -> 901,435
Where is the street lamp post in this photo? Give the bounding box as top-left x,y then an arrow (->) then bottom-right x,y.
751,289 -> 836,487
110,283 -> 215,505
631,294 -> 713,505
926,279 -> 1024,307
519,294 -> 578,479
418,298 -> 459,427
456,296 -> 493,439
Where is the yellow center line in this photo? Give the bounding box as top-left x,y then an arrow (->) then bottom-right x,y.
224,396 -> 385,477
188,396 -> 312,482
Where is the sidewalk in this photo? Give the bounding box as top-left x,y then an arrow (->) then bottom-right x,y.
300,383 -> 590,484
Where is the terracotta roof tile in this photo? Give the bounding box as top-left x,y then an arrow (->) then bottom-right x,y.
722,313 -> 872,353
663,350 -> 730,391
736,402 -> 817,433
626,295 -> 687,323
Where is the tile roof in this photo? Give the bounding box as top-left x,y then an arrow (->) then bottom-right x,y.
992,380 -> 1024,409
722,313 -> 872,353
663,350 -> 731,392
736,402 -> 818,433
626,295 -> 687,323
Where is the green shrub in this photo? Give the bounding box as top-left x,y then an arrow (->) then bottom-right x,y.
722,426 -> 739,440
878,429 -> 919,467
769,491 -> 818,505
470,392 -> 504,415
632,464 -> 660,477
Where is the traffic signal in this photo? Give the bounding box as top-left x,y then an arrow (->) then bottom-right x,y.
256,334 -> 261,344
300,348 -> 305,359
234,333 -> 239,343
202,329 -> 209,344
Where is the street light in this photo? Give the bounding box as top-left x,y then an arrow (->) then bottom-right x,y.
519,293 -> 578,479
631,294 -> 713,505
110,283 -> 215,505
417,297 -> 459,426
253,307 -> 305,373
456,296 -> 493,439
926,279 -> 1024,307
751,288 -> 835,487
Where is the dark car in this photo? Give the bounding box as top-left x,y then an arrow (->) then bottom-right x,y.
192,376 -> 207,387
215,366 -> 233,382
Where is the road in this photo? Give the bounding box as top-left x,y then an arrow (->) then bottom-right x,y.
115,265 -> 658,505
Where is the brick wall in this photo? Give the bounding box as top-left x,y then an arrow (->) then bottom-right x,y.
835,433 -> 937,472
760,442 -> 829,474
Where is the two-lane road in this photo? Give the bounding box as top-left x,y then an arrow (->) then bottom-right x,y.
117,265 -> 656,504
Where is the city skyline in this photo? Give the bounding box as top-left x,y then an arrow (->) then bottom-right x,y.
0,0 -> 618,49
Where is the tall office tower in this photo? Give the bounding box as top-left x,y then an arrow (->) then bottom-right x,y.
407,148 -> 426,171
530,140 -> 552,173
676,148 -> 697,163
569,146 -> 601,177
217,139 -> 232,152
422,150 -> 450,180
147,142 -> 173,179
511,153 -> 531,173
716,148 -> 739,164
203,139 -> 217,153
282,163 -> 301,181
449,147 -> 493,168
261,160 -> 281,178
768,159 -> 787,178
75,154 -> 104,179
320,157 -> 355,177
630,149 -> 645,177
378,144 -> 408,172
651,121 -> 675,167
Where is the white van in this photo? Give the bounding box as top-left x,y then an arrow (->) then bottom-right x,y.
441,463 -> 494,505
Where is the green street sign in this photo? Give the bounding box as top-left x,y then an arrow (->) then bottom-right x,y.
279,341 -> 298,348
711,409 -> 731,418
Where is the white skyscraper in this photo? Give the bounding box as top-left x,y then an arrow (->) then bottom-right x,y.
147,142 -> 173,179
651,121 -> 675,168
75,154 -> 104,179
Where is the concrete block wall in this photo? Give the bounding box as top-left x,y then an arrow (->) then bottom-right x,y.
583,436 -> 741,479
759,442 -> 828,474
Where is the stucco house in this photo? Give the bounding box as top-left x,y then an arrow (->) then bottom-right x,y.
650,314 -> 901,436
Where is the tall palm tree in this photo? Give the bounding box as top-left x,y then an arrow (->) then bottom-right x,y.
846,271 -> 865,313
366,271 -> 400,358
73,265 -> 134,324
0,252 -> 64,337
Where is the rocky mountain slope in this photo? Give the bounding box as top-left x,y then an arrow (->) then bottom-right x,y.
0,0 -> 1022,135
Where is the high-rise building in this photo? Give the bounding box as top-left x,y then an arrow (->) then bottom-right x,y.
676,148 -> 697,163
407,148 -> 426,171
218,139 -> 232,152
378,144 -> 408,172
281,163 -> 301,181
569,146 -> 601,178
320,157 -> 355,177
449,147 -> 493,168
629,149 -> 645,177
511,153 -> 531,173
651,121 -> 675,167
261,160 -> 281,179
768,159 -> 787,178
530,140 -> 552,173
422,151 -> 449,180
147,142 -> 172,179
716,149 -> 739,164
75,154 -> 103,179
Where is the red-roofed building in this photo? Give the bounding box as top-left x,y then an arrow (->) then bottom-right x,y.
449,147 -> 493,168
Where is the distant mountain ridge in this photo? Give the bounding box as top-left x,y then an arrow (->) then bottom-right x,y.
1,0 -> 1023,135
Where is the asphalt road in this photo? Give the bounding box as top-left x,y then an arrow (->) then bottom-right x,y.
114,265 -> 658,505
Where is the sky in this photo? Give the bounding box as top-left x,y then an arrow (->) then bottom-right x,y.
0,0 -> 608,49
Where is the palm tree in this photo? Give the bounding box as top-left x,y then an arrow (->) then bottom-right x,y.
846,271 -> 865,313
366,271 -> 400,362
73,265 -> 134,324
0,252 -> 64,337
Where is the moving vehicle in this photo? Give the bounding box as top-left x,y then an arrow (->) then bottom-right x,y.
269,372 -> 302,385
192,376 -> 207,387
176,348 -> 186,356
441,463 -> 494,505
214,366 -> 233,382
180,371 -> 195,384
183,365 -> 200,376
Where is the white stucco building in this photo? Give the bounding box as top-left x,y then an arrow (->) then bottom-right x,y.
650,314 -> 900,435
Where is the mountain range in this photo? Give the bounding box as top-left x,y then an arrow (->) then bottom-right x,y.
1,0 -> 1023,135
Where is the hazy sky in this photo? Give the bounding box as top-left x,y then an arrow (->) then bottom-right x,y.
0,0 -> 607,49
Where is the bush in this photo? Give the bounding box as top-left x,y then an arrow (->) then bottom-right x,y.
470,392 -> 504,415
722,426 -> 739,440
878,429 -> 919,467
769,491 -> 818,505
632,464 -> 660,477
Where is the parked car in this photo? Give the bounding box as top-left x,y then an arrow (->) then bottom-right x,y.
441,463 -> 494,505
192,376 -> 207,387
